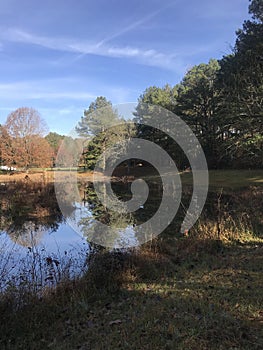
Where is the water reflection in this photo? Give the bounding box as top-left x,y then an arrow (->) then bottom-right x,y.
0,182 -> 89,291
76,179 -> 183,248
79,182 -> 138,248
0,179 -> 262,290
77,180 -> 263,248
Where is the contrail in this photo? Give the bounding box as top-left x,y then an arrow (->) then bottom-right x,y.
97,1 -> 178,47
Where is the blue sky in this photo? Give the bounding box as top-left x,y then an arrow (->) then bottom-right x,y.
0,0 -> 250,135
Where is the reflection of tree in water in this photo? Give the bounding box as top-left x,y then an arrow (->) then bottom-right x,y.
6,219 -> 62,247
79,178 -> 180,247
79,179 -> 263,247
3,179 -> 260,249
79,182 -> 137,248
55,181 -> 80,219
0,182 -> 74,247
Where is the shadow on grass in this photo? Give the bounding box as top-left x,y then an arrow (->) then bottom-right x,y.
0,238 -> 262,350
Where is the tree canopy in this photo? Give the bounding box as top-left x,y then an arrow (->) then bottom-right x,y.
132,1 -> 262,169
76,96 -> 135,171
1,107 -> 53,168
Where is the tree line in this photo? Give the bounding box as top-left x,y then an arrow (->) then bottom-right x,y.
77,0 -> 263,170
0,0 -> 262,170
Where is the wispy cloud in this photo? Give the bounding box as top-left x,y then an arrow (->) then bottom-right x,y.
0,79 -> 96,101
0,77 -> 139,111
1,28 -> 180,71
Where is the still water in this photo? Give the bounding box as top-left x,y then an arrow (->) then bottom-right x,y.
0,180 -> 165,291
0,209 -> 90,292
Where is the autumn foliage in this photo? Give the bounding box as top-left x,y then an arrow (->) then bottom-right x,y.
0,107 -> 53,168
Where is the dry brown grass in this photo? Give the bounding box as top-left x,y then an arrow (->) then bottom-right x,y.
0,170 -> 97,183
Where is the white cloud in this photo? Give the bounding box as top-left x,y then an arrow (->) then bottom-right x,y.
1,28 -> 181,71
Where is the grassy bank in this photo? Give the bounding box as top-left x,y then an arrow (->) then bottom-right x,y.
0,236 -> 262,349
181,169 -> 263,189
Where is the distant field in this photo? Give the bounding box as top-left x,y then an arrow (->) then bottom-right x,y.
181,169 -> 263,188
0,169 -> 262,188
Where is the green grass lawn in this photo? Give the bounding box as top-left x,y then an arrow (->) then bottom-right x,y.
126,168 -> 263,189
181,169 -> 263,189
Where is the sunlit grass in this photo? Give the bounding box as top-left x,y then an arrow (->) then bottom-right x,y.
181,169 -> 263,188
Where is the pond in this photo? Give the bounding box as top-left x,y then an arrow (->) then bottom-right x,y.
0,179 -> 163,291
0,178 -> 262,293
